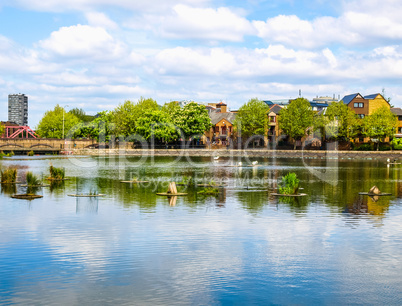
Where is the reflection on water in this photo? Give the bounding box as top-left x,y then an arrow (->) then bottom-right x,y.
1,156 -> 402,304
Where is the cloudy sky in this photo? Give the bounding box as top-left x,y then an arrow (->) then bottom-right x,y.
1,0 -> 402,127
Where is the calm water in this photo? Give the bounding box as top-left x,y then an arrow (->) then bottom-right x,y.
1,155 -> 402,305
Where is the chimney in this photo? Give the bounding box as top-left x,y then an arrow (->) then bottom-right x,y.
216,101 -> 227,113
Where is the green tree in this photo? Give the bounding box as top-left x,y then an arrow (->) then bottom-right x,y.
36,105 -> 81,139
162,101 -> 181,120
74,111 -> 114,141
322,101 -> 360,141
112,97 -> 159,137
278,98 -> 314,149
0,122 -> 4,137
173,102 -> 212,139
136,110 -> 178,143
362,106 -> 398,150
69,108 -> 95,122
233,98 -> 269,140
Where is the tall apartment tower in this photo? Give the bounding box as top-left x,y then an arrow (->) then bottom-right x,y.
8,94 -> 28,126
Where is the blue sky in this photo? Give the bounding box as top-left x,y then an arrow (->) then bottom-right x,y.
1,0 -> 402,127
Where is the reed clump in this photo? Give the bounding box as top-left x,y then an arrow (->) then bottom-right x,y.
49,165 -> 65,180
26,172 -> 41,186
1,168 -> 17,184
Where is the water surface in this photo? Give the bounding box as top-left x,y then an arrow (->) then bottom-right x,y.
1,155 -> 402,304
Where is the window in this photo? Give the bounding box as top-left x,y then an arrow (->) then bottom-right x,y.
354,102 -> 364,108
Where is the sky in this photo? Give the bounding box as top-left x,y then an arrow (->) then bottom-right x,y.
1,0 -> 402,127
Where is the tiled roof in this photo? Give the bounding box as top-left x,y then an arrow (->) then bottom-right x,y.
391,108 -> 402,116
341,93 -> 360,105
269,104 -> 282,115
209,112 -> 236,125
364,93 -> 381,100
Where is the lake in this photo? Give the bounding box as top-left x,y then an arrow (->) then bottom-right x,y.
1,155 -> 402,305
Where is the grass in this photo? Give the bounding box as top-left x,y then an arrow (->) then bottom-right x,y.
1,168 -> 17,184
49,165 -> 65,180
279,172 -> 300,195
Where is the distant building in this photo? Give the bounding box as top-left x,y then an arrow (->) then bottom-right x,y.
8,94 -> 28,126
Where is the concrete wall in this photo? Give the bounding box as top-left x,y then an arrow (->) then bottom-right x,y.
0,138 -> 96,151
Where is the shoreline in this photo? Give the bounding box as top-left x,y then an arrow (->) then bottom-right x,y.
69,148 -> 402,160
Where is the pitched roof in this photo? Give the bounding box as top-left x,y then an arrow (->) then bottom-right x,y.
269,104 -> 282,115
364,93 -> 381,100
341,93 -> 360,105
391,108 -> 402,116
209,112 -> 236,125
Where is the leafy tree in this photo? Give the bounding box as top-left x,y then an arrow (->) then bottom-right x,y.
74,111 -> 114,141
69,108 -> 95,122
233,98 -> 269,140
162,101 -> 181,120
173,102 -> 212,139
112,97 -> 159,137
362,106 -> 398,150
36,105 -> 81,139
321,101 -> 360,141
136,110 -> 178,142
0,122 -> 4,137
278,98 -> 314,149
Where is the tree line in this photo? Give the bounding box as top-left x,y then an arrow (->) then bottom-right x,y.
34,96 -> 399,150
35,98 -> 212,144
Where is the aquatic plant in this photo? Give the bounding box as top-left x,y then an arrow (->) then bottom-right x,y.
197,187 -> 219,195
27,150 -> 34,156
49,165 -> 65,180
1,168 -> 17,184
26,172 -> 41,186
279,172 -> 299,195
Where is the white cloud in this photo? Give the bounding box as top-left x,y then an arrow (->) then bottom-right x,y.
10,0 -> 211,13
39,25 -> 126,59
155,5 -> 255,42
86,12 -> 118,29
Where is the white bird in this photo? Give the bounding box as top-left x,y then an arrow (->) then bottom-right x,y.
387,158 -> 390,163
238,162 -> 242,166
214,156 -> 220,160
252,161 -> 258,166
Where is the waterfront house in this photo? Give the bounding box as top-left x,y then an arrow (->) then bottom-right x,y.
205,102 -> 236,148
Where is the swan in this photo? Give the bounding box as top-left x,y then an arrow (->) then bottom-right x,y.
252,161 -> 258,166
214,156 -> 220,160
238,162 -> 242,166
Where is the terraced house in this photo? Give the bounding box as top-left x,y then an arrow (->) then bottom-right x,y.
340,93 -> 391,118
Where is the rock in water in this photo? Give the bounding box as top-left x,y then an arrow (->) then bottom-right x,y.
369,186 -> 381,195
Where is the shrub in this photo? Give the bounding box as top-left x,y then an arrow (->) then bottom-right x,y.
391,138 -> 402,150
279,172 -> 299,195
27,150 -> 35,156
1,168 -> 17,183
49,165 -> 65,180
353,143 -> 373,151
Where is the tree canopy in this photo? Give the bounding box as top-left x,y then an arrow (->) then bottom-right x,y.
278,98 -> 314,149
0,123 -> 4,137
36,105 -> 81,139
233,98 -> 269,139
112,97 -> 159,137
319,101 -> 360,141
173,102 -> 212,139
362,106 -> 398,149
136,110 -> 178,142
69,108 -> 95,122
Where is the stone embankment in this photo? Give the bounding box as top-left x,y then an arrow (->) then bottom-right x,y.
72,148 -> 402,160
